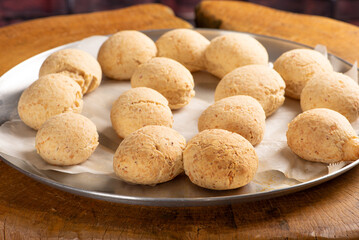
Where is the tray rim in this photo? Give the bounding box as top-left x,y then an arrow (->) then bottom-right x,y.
2,151 -> 358,207
1,28 -> 358,207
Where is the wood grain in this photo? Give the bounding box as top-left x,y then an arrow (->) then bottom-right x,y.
196,1 -> 359,64
1,2 -> 359,239
1,160 -> 359,239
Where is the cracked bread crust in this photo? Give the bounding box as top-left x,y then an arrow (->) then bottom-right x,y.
39,48 -> 102,94
156,29 -> 210,72
35,112 -> 99,166
214,64 -> 285,117
113,125 -> 186,185
198,95 -> 266,146
18,73 -> 83,130
287,108 -> 359,163
97,30 -> 157,80
273,49 -> 333,99
131,57 -> 195,109
183,129 -> 258,190
204,33 -> 268,79
110,87 -> 173,138
301,72 -> 359,122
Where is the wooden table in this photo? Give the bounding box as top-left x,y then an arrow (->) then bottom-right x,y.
1,2 -> 359,239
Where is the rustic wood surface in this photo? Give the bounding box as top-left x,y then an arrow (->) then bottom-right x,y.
196,1 -> 359,64
1,2 -> 359,239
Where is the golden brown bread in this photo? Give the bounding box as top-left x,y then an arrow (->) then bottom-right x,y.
214,64 -> 285,117
183,129 -> 258,190
156,28 -> 210,72
131,57 -> 195,109
287,108 -> 359,163
204,33 -> 268,79
113,125 -> 186,185
198,95 -> 266,146
273,49 -> 333,99
98,30 -> 157,80
301,71 -> 359,122
110,87 -> 173,139
35,112 -> 99,166
18,73 -> 83,130
39,48 -> 102,94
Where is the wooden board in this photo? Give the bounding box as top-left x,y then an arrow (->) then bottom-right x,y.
1,158 -> 359,238
1,2 -> 359,239
196,1 -> 359,64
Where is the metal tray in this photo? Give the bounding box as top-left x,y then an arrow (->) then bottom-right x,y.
1,28 -> 358,207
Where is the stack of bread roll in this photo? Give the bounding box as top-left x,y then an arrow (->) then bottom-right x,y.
18,28 -> 359,191
273,49 -> 359,163
18,49 -> 101,166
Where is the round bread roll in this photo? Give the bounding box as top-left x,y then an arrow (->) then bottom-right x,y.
18,73 -> 83,130
198,95 -> 266,146
131,57 -> 195,109
110,87 -> 173,138
39,48 -> 102,94
287,108 -> 359,163
214,64 -> 285,117
35,112 -> 99,166
97,30 -> 157,80
113,125 -> 186,185
301,72 -> 359,122
183,129 -> 258,190
273,49 -> 333,99
156,29 -> 210,72
204,33 -> 268,79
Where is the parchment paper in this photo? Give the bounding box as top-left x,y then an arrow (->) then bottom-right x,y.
0,36 -> 358,190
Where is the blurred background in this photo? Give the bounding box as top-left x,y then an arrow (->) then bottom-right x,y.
0,0 -> 358,27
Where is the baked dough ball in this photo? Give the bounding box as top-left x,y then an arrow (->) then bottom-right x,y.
214,65 -> 285,117
113,125 -> 186,185
110,87 -> 173,138
131,57 -> 195,109
204,33 -> 268,79
18,73 -> 83,130
198,95 -> 266,146
97,30 -> 157,80
183,129 -> 258,190
35,112 -> 99,166
274,49 -> 333,99
156,29 -> 210,72
39,48 -> 102,94
301,72 -> 359,122
287,108 -> 359,163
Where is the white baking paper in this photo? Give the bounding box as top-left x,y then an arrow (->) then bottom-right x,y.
315,44 -> 358,82
0,36 -> 358,190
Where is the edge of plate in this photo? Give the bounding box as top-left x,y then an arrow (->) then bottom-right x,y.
1,28 -> 358,207
1,152 -> 358,207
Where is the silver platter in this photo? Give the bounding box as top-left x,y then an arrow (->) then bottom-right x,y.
1,28 -> 358,207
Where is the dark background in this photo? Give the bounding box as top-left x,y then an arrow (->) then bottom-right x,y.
0,0 -> 358,27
